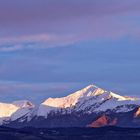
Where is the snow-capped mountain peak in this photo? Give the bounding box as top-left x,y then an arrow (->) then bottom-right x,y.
37,85 -> 140,118
37,84 -> 104,117
41,84 -> 99,108
0,84 -> 140,128
0,103 -> 19,118
41,84 -> 136,109
12,100 -> 35,108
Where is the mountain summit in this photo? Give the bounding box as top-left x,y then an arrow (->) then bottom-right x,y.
0,85 -> 140,128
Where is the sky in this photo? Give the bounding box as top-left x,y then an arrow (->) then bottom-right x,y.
0,0 -> 140,104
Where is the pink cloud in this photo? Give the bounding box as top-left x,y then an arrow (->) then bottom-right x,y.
0,34 -> 81,52
0,0 -> 139,52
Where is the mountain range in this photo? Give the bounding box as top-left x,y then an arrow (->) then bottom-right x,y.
1,85 -> 140,128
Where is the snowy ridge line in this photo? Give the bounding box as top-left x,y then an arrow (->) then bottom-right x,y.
0,84 -> 140,125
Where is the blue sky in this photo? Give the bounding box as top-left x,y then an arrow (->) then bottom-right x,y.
0,0 -> 140,104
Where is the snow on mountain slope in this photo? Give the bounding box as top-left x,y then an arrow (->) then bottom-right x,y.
0,100 -> 35,124
0,103 -> 20,125
37,85 -> 98,117
11,107 -> 36,122
0,84 -> 140,126
0,103 -> 19,118
37,85 -> 140,117
10,100 -> 35,122
37,85 -> 99,117
42,85 -> 99,108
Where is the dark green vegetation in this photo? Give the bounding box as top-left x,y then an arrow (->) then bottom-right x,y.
0,126 -> 140,140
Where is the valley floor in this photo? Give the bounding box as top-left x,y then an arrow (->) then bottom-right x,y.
0,126 -> 140,140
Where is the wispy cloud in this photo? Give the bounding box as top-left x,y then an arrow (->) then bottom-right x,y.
0,20 -> 140,52
0,0 -> 140,52
0,34 -> 81,52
